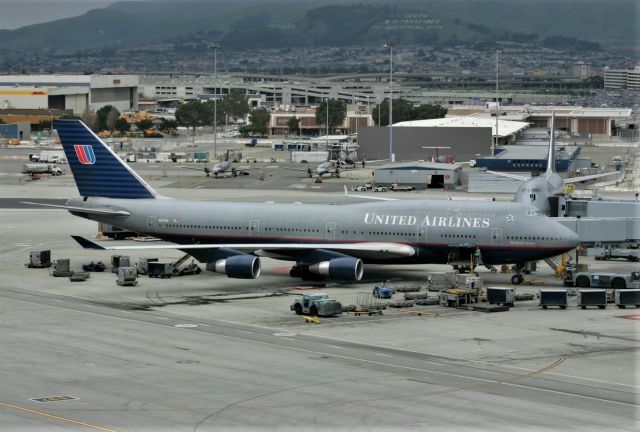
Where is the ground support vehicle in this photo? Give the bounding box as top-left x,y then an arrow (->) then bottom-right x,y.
148,261 -> 174,278
439,289 -> 477,307
352,183 -> 373,192
22,163 -> 63,177
577,289 -> 607,309
82,261 -> 106,272
564,270 -> 640,290
26,250 -> 51,268
291,293 -> 342,317
539,289 -> 568,309
372,185 -> 388,192
615,289 -> 640,308
486,287 -> 516,307
594,248 -> 640,262
389,183 -> 415,192
69,271 -> 90,282
373,283 -> 393,299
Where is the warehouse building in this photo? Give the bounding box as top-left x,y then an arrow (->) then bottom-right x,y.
473,144 -> 580,173
0,75 -> 138,114
374,162 -> 462,190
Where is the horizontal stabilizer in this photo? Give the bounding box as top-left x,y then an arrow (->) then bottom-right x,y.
21,201 -> 130,216
72,235 -> 106,250
564,170 -> 621,184
485,171 -> 531,182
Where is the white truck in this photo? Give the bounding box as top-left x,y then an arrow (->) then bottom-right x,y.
30,150 -> 66,164
22,163 -> 64,176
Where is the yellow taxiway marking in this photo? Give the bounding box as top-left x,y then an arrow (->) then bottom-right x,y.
0,400 -> 117,432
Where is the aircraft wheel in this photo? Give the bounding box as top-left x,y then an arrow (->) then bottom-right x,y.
511,274 -> 523,285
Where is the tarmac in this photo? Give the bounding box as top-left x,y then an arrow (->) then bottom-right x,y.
0,147 -> 638,431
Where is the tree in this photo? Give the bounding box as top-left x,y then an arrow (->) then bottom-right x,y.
221,89 -> 250,122
239,123 -> 267,137
135,119 -> 154,131
249,108 -> 271,129
106,107 -> 119,131
315,99 -> 346,134
82,108 -> 97,131
175,100 -> 209,134
115,117 -> 131,133
372,99 -> 446,126
159,118 -> 178,131
412,104 -> 447,121
96,105 -> 118,131
287,116 -> 300,136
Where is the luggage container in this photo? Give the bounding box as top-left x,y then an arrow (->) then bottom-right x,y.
148,261 -> 173,278
111,255 -> 131,273
117,267 -> 138,286
577,289 -> 607,309
136,257 -> 159,275
615,289 -> 640,309
487,287 -> 516,307
26,250 -> 51,268
539,289 -> 568,309
52,259 -> 73,277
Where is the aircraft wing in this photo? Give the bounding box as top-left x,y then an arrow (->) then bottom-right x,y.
485,170 -> 531,181
180,166 -> 208,172
71,236 -> 416,258
21,202 -> 130,216
564,171 -> 621,184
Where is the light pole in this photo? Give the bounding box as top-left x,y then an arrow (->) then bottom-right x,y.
494,48 -> 499,156
385,42 -> 394,162
210,43 -> 221,159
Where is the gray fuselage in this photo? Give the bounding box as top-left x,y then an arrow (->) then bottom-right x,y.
67,196 -> 579,266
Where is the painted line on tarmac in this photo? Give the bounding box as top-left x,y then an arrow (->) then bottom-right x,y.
0,400 -> 117,432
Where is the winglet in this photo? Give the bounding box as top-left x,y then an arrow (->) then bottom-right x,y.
71,235 -> 105,250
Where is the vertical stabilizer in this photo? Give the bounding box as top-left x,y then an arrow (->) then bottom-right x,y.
54,119 -> 157,199
546,111 -> 556,174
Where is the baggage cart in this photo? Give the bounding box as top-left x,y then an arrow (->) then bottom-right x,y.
539,289 -> 568,309
577,289 -> 607,309
487,287 -> 516,307
615,289 -> 640,309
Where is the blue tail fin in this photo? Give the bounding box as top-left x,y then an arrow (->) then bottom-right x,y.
54,119 -> 157,199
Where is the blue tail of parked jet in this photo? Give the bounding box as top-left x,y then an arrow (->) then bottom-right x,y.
54,119 -> 157,199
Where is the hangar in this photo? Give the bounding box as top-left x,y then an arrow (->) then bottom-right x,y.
358,116 -> 529,163
0,74 -> 138,115
374,161 -> 462,190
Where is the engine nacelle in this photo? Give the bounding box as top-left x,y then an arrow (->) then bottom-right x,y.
211,254 -> 261,279
309,257 -> 363,281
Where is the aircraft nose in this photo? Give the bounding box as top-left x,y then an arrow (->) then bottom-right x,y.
557,221 -> 580,250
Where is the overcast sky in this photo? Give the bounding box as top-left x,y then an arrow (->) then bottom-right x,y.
0,1 -> 114,30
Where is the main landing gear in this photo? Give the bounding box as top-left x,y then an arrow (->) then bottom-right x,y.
511,263 -> 525,285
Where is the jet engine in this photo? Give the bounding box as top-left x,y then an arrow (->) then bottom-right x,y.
211,254 -> 261,279
308,257 -> 363,281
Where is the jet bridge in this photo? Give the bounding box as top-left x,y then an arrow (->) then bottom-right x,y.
552,195 -> 640,247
